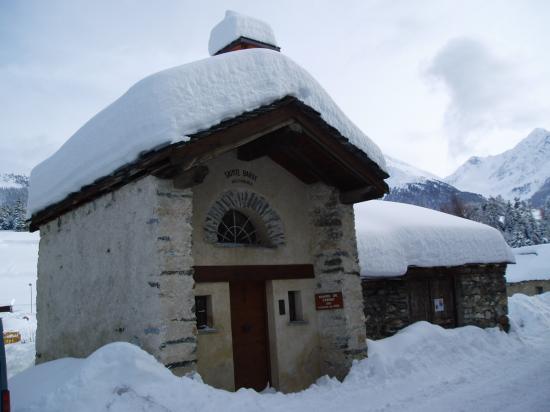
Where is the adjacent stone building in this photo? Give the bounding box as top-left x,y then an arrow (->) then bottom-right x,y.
28,12 -> 389,393
355,200 -> 514,339
506,244 -> 550,296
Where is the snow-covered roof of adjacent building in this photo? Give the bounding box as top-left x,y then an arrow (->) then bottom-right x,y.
27,47 -> 387,217
506,244 -> 550,283
208,10 -> 279,56
355,200 -> 515,278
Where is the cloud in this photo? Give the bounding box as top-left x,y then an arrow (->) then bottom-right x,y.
427,37 -> 543,156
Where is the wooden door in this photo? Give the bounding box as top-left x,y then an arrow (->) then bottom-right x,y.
229,280 -> 270,391
409,278 -> 430,323
429,276 -> 456,328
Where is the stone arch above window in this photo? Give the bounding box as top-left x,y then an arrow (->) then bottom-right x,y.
204,190 -> 285,247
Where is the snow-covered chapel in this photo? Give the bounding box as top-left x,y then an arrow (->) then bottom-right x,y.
27,11 -> 514,393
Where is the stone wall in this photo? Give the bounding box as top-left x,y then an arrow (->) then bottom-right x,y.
454,264 -> 508,328
36,176 -> 196,375
507,280 -> 550,297
362,278 -> 409,339
309,184 -> 367,379
362,264 -> 509,339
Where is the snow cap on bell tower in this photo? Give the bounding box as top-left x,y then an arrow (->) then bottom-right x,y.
208,10 -> 280,56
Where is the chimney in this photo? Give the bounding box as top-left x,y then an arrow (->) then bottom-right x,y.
208,11 -> 281,56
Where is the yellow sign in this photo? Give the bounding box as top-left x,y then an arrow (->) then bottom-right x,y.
3,331 -> 21,344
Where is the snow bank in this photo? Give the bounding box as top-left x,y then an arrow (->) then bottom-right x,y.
355,200 -> 515,277
209,10 -> 278,55
0,231 -> 39,309
9,293 -> 550,412
28,48 -> 387,217
506,243 -> 550,283
4,342 -> 35,379
508,292 -> 550,337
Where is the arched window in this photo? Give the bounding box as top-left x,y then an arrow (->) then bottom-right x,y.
217,210 -> 258,245
204,190 -> 285,247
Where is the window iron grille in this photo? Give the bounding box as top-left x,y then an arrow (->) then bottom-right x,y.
217,210 -> 258,245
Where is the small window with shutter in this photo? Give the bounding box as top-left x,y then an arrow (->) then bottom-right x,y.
288,291 -> 303,322
195,295 -> 212,330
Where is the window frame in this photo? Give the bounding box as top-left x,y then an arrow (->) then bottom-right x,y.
195,295 -> 213,330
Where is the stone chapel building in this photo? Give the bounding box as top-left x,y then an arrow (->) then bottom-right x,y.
28,12 -> 390,393
27,11 -> 513,394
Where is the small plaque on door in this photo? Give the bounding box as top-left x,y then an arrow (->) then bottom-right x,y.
434,298 -> 445,312
315,292 -> 344,310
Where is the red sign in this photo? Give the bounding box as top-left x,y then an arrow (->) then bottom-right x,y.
315,292 -> 344,310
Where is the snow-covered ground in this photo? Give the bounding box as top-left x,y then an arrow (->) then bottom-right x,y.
6,293 -> 550,412
1,311 -> 36,379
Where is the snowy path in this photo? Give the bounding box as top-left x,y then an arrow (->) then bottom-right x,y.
8,293 -> 550,412
391,343 -> 550,412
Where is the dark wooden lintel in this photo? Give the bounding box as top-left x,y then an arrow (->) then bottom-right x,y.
194,264 -> 315,283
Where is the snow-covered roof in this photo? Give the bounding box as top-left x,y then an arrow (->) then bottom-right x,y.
27,48 -> 387,217
506,244 -> 550,283
208,11 -> 278,56
355,200 -> 515,278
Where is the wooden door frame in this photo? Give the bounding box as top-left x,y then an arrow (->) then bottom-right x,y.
229,279 -> 272,391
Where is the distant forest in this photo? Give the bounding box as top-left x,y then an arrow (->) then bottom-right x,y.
444,196 -> 550,248
0,174 -> 29,231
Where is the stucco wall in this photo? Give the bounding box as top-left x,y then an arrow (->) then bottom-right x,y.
36,176 -> 196,374
507,280 -> 550,297
192,151 -> 312,266
266,278 -> 320,393
195,282 -> 235,391
192,153 -> 365,388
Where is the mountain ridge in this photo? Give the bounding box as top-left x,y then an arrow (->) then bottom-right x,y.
445,128 -> 550,201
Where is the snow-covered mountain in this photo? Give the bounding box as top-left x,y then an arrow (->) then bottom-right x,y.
445,128 -> 550,201
385,156 -> 440,188
384,156 -> 485,212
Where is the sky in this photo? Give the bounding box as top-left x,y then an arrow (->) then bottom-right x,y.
1,0 -> 549,178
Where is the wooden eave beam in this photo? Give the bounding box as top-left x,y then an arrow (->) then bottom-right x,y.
290,110 -> 389,196
28,98 -> 388,230
339,186 -> 377,204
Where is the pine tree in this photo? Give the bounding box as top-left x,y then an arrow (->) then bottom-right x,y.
541,198 -> 550,243
12,200 -> 28,232
0,204 -> 12,230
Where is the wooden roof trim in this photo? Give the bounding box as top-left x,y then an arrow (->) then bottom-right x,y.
214,36 -> 281,55
29,97 -> 388,231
